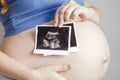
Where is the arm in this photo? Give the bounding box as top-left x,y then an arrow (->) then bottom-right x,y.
0,51 -> 70,80
54,0 -> 100,27
0,51 -> 34,80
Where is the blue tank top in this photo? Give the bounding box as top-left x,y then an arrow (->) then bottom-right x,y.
0,0 -> 84,37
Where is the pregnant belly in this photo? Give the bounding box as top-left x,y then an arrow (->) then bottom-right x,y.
0,21 -> 110,80
0,35 -> 89,80
29,53 -> 88,80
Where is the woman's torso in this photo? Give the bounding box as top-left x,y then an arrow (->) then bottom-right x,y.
0,21 -> 109,80
0,0 -> 109,80
0,21 -> 85,80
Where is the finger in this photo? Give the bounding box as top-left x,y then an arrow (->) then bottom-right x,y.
45,64 -> 71,72
54,8 -> 60,26
54,2 -> 70,27
54,2 -> 68,26
71,7 -> 84,19
79,13 -> 87,21
71,15 -> 82,22
64,5 -> 76,22
69,7 -> 83,22
53,73 -> 66,80
58,3 -> 70,27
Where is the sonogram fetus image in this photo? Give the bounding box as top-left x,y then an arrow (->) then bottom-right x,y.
42,30 -> 61,49
36,26 -> 69,51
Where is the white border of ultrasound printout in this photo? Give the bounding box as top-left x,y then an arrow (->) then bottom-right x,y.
64,22 -> 79,53
34,25 -> 71,56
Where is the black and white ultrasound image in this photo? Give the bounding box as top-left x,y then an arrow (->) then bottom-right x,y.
36,26 -> 69,50
64,23 -> 77,47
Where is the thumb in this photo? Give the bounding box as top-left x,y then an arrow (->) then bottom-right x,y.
43,64 -> 71,72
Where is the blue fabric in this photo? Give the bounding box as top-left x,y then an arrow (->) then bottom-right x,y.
0,0 -> 84,37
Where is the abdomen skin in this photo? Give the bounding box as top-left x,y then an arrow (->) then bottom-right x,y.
0,21 -> 110,80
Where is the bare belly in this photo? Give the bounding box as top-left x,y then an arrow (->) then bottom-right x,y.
0,21 -> 110,80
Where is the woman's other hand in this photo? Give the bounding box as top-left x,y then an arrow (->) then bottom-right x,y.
54,0 -> 100,27
30,64 -> 71,80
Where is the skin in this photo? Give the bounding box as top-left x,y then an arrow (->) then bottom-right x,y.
54,0 -> 100,27
0,0 -> 110,80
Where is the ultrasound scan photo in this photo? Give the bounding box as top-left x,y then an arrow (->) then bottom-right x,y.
34,25 -> 71,56
64,22 -> 79,52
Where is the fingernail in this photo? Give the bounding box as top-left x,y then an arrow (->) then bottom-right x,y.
62,64 -> 71,71
54,23 -> 57,27
67,64 -> 71,69
58,24 -> 62,28
54,20 -> 57,27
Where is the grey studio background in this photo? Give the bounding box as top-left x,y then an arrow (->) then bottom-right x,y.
0,0 -> 120,80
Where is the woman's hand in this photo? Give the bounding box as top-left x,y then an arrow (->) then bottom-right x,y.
54,0 -> 98,27
30,64 -> 71,80
54,0 -> 85,27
